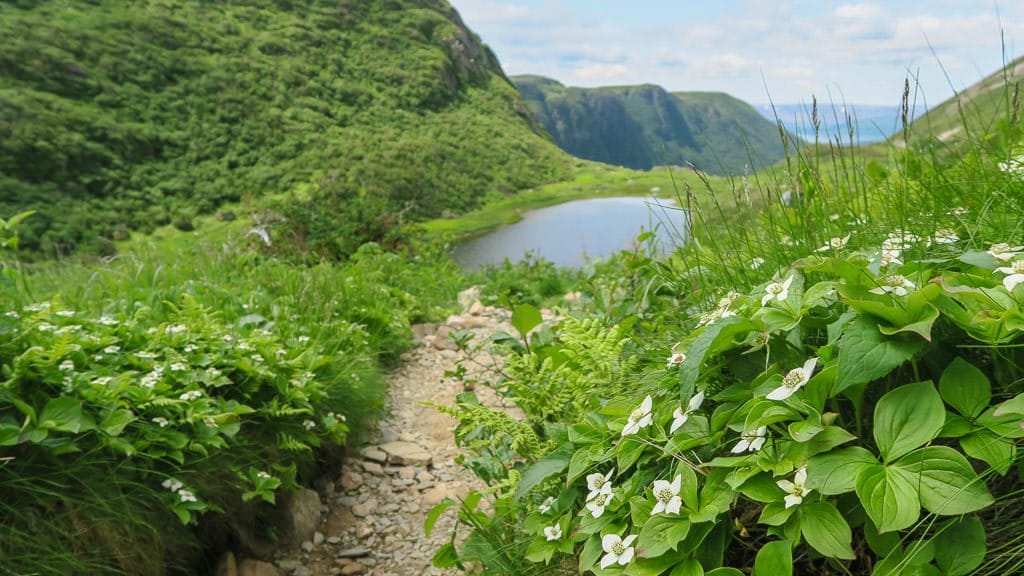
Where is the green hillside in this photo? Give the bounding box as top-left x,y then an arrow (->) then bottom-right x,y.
900,54 -> 1024,145
511,74 -> 791,175
0,0 -> 572,257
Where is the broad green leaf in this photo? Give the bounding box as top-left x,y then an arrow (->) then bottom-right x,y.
678,463 -> 699,511
579,535 -> 602,573
934,517 -> 986,576
873,544 -> 939,576
855,463 -> 920,533
960,430 -> 1015,474
939,357 -> 991,418
424,498 -> 456,537
753,540 -> 792,576
863,518 -> 901,557
800,501 -> 855,560
893,446 -> 994,515
678,317 -> 755,399
432,542 -> 459,568
616,436 -> 646,472
758,501 -> 796,526
38,397 -> 83,433
788,420 -> 824,442
835,316 -> 923,394
706,569 -> 743,576
515,443 -> 573,499
99,409 -> 136,437
567,446 -> 598,485
624,555 -> 686,576
636,515 -> 690,558
992,392 -> 1024,417
806,446 -> 877,495
510,304 -> 542,338
524,536 -> 555,564
873,381 -> 945,462
0,419 -> 20,446
669,559 -> 704,576
738,473 -> 784,503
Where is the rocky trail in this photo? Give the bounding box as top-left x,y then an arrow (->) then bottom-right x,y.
219,290 -> 528,576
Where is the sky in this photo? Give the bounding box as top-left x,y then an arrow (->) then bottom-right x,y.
447,0 -> 1024,107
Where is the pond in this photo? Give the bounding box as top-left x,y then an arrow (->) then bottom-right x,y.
452,196 -> 686,268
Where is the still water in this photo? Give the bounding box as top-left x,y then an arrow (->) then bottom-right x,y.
452,197 -> 686,268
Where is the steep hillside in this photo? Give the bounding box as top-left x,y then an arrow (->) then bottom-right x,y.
0,0 -> 572,257
901,55 -> 1024,144
512,75 -> 790,175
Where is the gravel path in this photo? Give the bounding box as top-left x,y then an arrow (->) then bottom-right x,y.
261,292 -> 522,576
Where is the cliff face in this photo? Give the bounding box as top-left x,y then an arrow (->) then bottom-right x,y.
0,0 -> 572,256
513,75 -> 789,175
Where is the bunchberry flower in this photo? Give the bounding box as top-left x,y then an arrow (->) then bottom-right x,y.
731,426 -> 768,453
621,395 -> 653,436
996,259 -> 1024,291
761,276 -> 794,307
651,475 -> 683,515
600,534 -> 637,568
870,274 -> 915,296
766,358 -> 818,401
777,466 -> 811,509
670,391 -> 704,434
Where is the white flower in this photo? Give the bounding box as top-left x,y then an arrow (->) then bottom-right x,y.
238,341 -> 254,351
670,391 -> 704,434
586,490 -> 613,518
988,243 -> 1024,262
162,478 -> 184,492
152,417 -> 170,427
206,367 -> 222,377
996,260 -> 1024,291
766,358 -> 818,401
621,395 -> 653,436
751,257 -> 766,269
59,359 -> 75,371
731,426 -> 768,453
651,475 -> 683,515
141,370 -> 162,389
170,362 -> 188,372
543,524 -> 562,541
37,323 -> 55,332
666,351 -> 687,368
165,324 -> 187,335
761,275 -> 794,307
98,316 -> 118,326
296,335 -> 310,343
4,311 -> 19,319
931,229 -> 959,245
257,471 -> 272,480
56,310 -> 75,318
869,274 -> 916,296
179,390 -> 202,401
879,249 -> 903,266
178,489 -> 197,503
25,302 -> 50,312
92,376 -> 113,386
950,207 -> 969,216
103,345 -> 120,354
136,351 -> 158,359
586,469 -> 614,500
538,496 -> 556,514
815,235 -> 850,252
183,343 -> 198,353
777,466 -> 811,509
251,354 -> 264,363
600,534 -> 637,569
302,419 -> 316,430
56,325 -> 81,335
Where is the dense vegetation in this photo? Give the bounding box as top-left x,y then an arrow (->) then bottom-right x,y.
513,75 -> 792,175
0,0 -> 572,258
431,62 -> 1024,576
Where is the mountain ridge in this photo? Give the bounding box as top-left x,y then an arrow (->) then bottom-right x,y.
511,74 -> 791,175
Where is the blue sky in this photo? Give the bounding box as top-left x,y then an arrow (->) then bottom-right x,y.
447,1 -> 1024,106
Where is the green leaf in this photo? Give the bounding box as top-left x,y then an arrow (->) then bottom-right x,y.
939,358 -> 991,418
934,517 -> 986,576
669,559 -> 705,576
38,397 -> 83,433
753,540 -> 792,576
855,463 -> 920,533
960,430 -> 1016,474
835,316 -> 923,394
637,515 -> 690,558
806,446 -> 877,495
993,392 -> 1024,417
758,502 -> 796,526
678,317 -> 755,398
515,443 -> 572,499
432,542 -> 459,568
424,498 -> 456,537
579,535 -> 602,573
510,304 -> 542,338
893,446 -> 994,515
524,535 -> 555,564
99,409 -> 136,437
800,501 -> 855,560
706,569 -> 743,576
624,555 -> 686,576
873,381 -> 945,462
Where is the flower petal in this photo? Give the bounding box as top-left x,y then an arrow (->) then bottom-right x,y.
766,386 -> 794,401
617,547 -> 635,565
670,475 -> 682,493
784,494 -> 803,509
600,553 -> 618,569
777,479 -> 795,492
665,497 -> 682,515
731,439 -> 750,453
688,391 -> 705,411
623,535 -> 638,547
652,500 -> 666,515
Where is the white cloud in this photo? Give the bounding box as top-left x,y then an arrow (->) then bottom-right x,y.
835,3 -> 885,19
572,63 -> 631,82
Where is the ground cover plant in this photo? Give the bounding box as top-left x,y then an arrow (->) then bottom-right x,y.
429,79 -> 1024,575
0,218 -> 466,575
